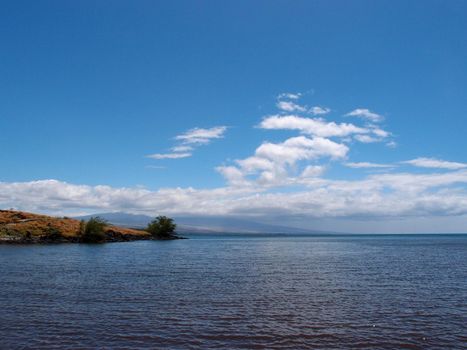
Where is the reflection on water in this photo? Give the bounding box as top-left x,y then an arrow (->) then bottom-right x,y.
0,235 -> 466,349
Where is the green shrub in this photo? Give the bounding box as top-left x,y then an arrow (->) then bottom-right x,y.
147,216 -> 176,238
79,220 -> 86,235
45,226 -> 63,240
0,226 -> 14,237
80,217 -> 107,243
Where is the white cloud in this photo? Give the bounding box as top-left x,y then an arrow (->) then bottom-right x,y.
403,157 -> 467,170
353,125 -> 390,143
147,152 -> 192,159
236,157 -> 275,172
175,126 -> 227,145
171,145 -> 193,152
260,114 -> 368,138
148,126 -> 227,161
231,101 -> 391,187
301,165 -> 326,178
3,171 -> 467,221
146,165 -> 167,169
277,92 -> 301,100
215,166 -> 251,188
345,108 -> 384,123
371,127 -> 390,138
345,162 -> 393,169
277,101 -> 306,112
256,136 -> 348,163
218,136 -> 348,187
354,135 -> 380,143
309,106 -> 331,115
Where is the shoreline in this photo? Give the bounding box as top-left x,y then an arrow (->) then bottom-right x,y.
0,233 -> 185,245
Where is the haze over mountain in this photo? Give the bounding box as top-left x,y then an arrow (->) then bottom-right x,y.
75,212 -> 332,234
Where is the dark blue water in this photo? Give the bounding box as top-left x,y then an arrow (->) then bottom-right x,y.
0,234 -> 466,349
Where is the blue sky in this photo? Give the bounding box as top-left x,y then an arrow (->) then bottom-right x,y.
1,1 -> 467,232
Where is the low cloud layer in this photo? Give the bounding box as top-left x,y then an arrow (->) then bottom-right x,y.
2,170 -> 467,221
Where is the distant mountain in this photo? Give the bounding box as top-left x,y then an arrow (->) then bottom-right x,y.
74,212 -> 334,234
76,212 -> 153,228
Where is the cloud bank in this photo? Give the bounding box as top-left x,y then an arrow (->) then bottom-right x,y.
2,170 -> 467,220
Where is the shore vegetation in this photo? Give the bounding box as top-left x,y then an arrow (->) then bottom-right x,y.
146,216 -> 177,239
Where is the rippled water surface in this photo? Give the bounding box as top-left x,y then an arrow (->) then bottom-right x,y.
0,234 -> 466,349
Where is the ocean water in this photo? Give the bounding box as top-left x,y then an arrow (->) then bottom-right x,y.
0,234 -> 466,349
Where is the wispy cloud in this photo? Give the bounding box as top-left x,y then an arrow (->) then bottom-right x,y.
148,126 -> 227,160
276,93 -> 330,116
260,114 -> 371,138
175,126 -> 227,145
277,101 -> 306,112
277,92 -> 301,100
403,157 -> 467,170
147,152 -> 192,159
345,162 -> 393,169
345,108 -> 384,123
171,145 -> 193,152
309,106 -> 331,115
354,135 -> 380,143
145,165 -> 167,169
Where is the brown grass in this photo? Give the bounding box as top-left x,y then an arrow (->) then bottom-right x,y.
0,210 -> 149,238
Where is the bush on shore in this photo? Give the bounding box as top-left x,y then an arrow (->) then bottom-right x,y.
44,225 -> 63,240
146,216 -> 177,238
80,217 -> 107,243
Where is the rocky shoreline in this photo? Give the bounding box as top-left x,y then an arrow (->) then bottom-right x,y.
0,234 -> 184,244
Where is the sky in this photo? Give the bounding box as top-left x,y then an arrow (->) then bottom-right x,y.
1,0 -> 467,233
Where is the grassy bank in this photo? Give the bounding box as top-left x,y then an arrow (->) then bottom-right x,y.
0,210 -> 151,243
